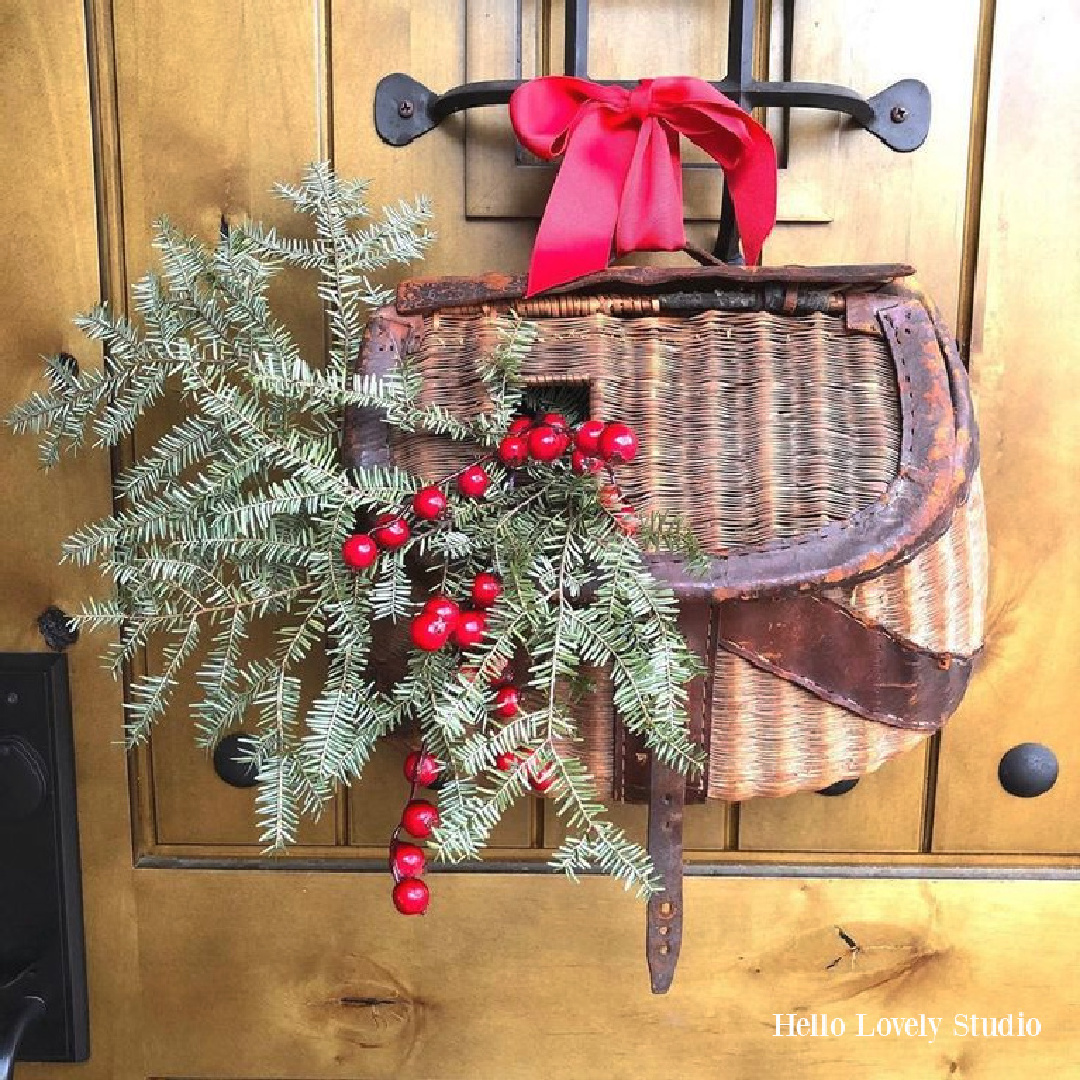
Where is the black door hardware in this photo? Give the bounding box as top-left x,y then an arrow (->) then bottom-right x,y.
0,654 -> 89,1075
374,0 -> 931,258
0,998 -> 45,1080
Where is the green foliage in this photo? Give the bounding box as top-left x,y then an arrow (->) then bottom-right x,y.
7,162 -> 705,898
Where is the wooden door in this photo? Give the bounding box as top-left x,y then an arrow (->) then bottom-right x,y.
4,1 -> 1080,1077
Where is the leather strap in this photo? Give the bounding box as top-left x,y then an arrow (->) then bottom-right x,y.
617,600 -> 713,802
715,593 -> 977,731
643,601 -> 713,993
646,757 -> 685,994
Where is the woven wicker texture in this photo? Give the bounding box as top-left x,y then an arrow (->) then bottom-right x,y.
828,471 -> 988,657
392,302 -> 985,801
397,309 -> 902,550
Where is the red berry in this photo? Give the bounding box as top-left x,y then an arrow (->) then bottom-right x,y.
390,842 -> 427,879
495,751 -> 520,772
497,434 -> 529,468
507,415 -> 534,436
598,484 -> 623,511
341,534 -> 378,570
453,611 -> 487,650
458,465 -> 491,498
372,514 -> 411,549
403,751 -> 442,787
411,612 -> 451,652
392,878 -> 430,915
423,595 -> 461,629
412,486 -> 448,521
598,423 -> 639,464
471,573 -> 502,608
528,761 -> 556,794
575,419 -> 606,454
494,685 -> 521,719
401,799 -> 440,839
615,508 -> 640,537
571,450 -> 603,475
528,425 -> 564,462
541,412 -> 569,432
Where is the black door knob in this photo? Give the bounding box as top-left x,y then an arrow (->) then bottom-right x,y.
213,734 -> 261,788
998,742 -> 1058,798
0,739 -> 47,822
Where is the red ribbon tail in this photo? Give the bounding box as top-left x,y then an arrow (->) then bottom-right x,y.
723,122 -> 777,265
524,108 -> 637,296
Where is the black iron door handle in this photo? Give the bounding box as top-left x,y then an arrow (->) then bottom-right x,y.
0,997 -> 45,1080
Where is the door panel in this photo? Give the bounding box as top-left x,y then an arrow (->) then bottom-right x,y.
932,0 -> 1080,854
738,746 -> 930,853
467,0 -> 841,226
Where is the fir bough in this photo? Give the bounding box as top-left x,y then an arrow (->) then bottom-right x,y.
8,162 -> 705,898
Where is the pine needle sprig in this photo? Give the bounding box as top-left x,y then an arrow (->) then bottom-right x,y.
7,162 -> 705,892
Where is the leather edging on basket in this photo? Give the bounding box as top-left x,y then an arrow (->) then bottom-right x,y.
394,263 -> 916,314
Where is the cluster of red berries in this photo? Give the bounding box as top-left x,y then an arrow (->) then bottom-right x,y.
495,746 -> 556,793
410,572 -> 502,652
389,750 -> 443,916
341,470 -> 491,573
497,414 -> 639,474
350,411 -> 642,915
482,676 -> 555,795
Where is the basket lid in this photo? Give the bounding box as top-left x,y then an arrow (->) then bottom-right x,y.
395,263 -> 915,315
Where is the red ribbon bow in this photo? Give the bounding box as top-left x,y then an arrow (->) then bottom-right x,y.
509,76 -> 777,295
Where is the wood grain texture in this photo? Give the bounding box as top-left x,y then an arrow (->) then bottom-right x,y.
933,0 -> 1080,853
763,0 -> 982,330
108,0 -> 334,853
331,0 -> 537,283
0,3 -> 144,1077
137,870 -> 1080,1079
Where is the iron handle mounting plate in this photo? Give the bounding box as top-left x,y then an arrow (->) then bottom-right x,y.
373,72 -> 931,153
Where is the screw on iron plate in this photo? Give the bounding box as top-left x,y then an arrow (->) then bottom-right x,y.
397,99 -> 415,119
37,605 -> 80,652
890,105 -> 909,124
5,692 -> 18,706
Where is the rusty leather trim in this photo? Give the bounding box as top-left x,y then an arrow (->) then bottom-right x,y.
342,311 -> 423,473
714,593 -> 977,731
846,289 -> 980,506
396,264 -> 914,314
646,759 -> 686,995
932,300 -> 980,504
617,727 -> 650,804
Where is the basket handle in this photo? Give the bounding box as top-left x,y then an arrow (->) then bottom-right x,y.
679,242 -> 727,268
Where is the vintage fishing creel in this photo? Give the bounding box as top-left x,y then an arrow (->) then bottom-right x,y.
348,260 -> 986,989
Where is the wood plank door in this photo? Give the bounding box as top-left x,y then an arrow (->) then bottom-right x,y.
4,1 -> 1080,1077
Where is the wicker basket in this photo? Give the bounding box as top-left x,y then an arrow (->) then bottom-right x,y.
350,262 -> 986,804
